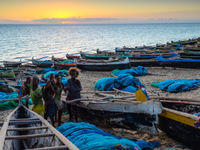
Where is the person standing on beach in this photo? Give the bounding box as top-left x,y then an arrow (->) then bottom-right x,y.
30,76 -> 45,115
54,75 -> 64,126
21,76 -> 31,108
65,67 -> 82,121
42,82 -> 57,127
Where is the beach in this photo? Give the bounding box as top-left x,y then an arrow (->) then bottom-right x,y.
2,66 -> 197,149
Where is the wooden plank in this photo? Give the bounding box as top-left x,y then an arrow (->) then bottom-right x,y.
25,145 -> 68,150
152,96 -> 200,103
159,108 -> 199,128
9,120 -> 41,125
0,105 -> 19,150
22,105 -> 79,150
10,118 -> 39,121
5,133 -> 55,140
7,126 -> 48,131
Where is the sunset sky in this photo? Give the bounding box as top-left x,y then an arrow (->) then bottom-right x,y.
0,0 -> 200,24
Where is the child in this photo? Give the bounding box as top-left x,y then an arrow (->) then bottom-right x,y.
30,76 -> 45,115
65,67 -> 82,121
55,75 -> 64,126
43,81 -> 57,127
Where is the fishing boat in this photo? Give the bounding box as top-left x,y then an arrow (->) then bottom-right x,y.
76,57 -> 131,71
154,97 -> 200,150
179,52 -> 200,59
130,59 -> 160,67
54,61 -> 77,70
3,61 -> 22,68
32,57 -> 53,68
0,103 -> 78,150
62,93 -> 163,135
81,51 -> 177,60
156,56 -> 200,68
66,54 -> 80,60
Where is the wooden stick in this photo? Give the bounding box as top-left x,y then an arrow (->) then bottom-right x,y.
5,133 -> 55,140
7,126 -> 48,131
152,96 -> 200,103
25,146 -> 68,150
10,118 -> 39,121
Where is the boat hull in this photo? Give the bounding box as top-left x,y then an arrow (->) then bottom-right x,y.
63,100 -> 162,134
159,101 -> 200,150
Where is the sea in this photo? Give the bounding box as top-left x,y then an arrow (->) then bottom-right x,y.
0,23 -> 200,62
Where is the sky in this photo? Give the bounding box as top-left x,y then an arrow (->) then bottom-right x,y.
0,0 -> 200,24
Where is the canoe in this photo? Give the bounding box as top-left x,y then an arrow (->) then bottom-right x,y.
54,61 -> 77,70
76,57 -> 131,71
130,59 -> 160,67
0,104 -> 78,150
62,97 -> 162,135
32,58 -> 53,68
81,52 -> 177,60
156,56 -> 200,68
3,61 -> 21,68
184,47 -> 200,52
66,54 -> 80,60
157,97 -> 200,150
179,52 -> 200,59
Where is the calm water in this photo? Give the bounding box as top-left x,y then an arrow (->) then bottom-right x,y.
0,23 -> 200,61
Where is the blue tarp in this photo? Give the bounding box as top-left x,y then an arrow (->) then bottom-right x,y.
151,79 -> 200,93
94,74 -> 143,93
37,68 -> 55,74
57,122 -> 160,150
111,66 -> 148,77
43,70 -> 68,79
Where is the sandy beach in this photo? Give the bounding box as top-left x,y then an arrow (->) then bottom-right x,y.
1,66 -> 199,149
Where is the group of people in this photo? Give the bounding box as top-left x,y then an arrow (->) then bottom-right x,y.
20,67 -> 82,127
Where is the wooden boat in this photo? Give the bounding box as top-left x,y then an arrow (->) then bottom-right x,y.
184,47 -> 200,52
81,51 -> 177,60
32,58 -> 53,68
62,94 -> 163,135
156,56 -> 200,68
154,97 -> 200,150
0,104 -> 78,150
179,52 -> 200,59
130,59 -> 160,67
54,61 -> 77,70
76,57 -> 131,71
3,61 -> 22,68
66,54 -> 80,60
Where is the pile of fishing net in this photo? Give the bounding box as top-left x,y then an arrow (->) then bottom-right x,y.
111,66 -> 148,77
151,79 -> 200,93
93,74 -> 144,93
57,122 -> 160,150
0,92 -> 33,110
43,70 -> 68,86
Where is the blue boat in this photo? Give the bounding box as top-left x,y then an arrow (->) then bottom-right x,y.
157,56 -> 200,68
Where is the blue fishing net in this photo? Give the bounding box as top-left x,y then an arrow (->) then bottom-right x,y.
43,70 -> 68,79
111,66 -> 148,77
0,92 -> 18,101
57,122 -> 160,150
37,68 -> 55,74
152,79 -> 200,93
94,74 -> 143,93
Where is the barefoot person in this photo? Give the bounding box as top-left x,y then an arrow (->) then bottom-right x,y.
65,67 -> 82,121
30,76 -> 45,115
42,81 -> 57,127
55,75 -> 64,126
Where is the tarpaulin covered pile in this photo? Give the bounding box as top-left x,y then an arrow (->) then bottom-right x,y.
94,74 -> 144,93
111,66 -> 148,77
57,122 -> 160,150
151,79 -> 200,93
